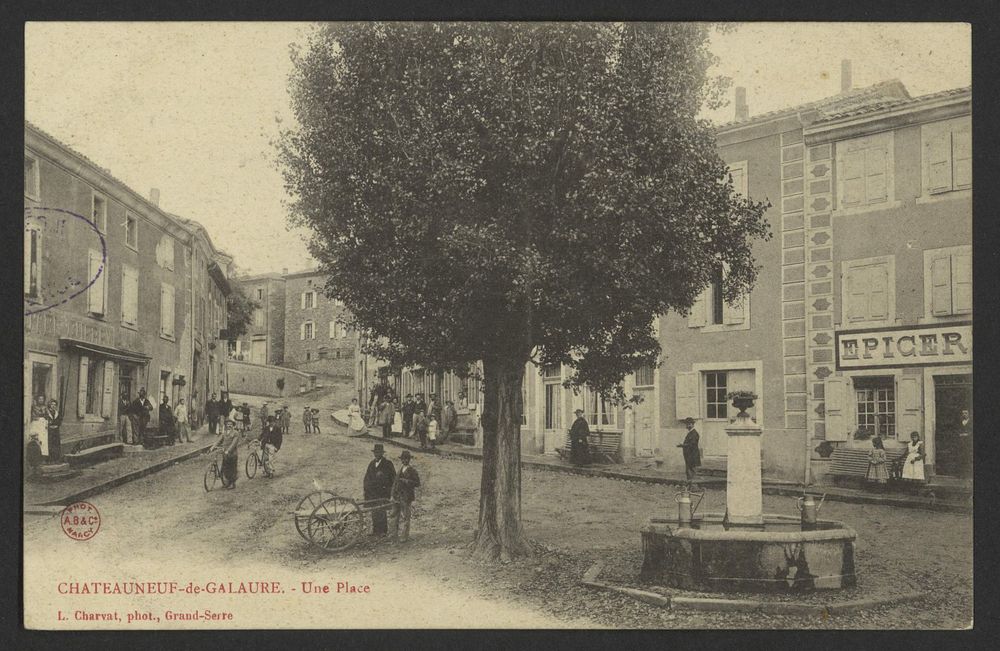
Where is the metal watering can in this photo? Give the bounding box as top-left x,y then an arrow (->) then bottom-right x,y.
674,486 -> 705,525
796,493 -> 827,525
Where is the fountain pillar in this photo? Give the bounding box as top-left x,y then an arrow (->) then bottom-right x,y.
725,410 -> 763,526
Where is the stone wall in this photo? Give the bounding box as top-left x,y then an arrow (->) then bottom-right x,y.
227,360 -> 315,398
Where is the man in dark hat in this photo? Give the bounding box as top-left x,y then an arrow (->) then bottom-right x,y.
401,394 -> 416,438
206,392 -> 220,434
363,443 -> 396,536
677,417 -> 701,483
569,408 -> 590,466
390,450 -> 421,542
131,388 -> 154,443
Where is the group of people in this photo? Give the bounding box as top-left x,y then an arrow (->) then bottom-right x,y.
360,390 -> 460,450
26,395 -> 62,472
362,443 -> 421,542
210,403 -> 289,489
865,431 -> 928,491
302,406 -> 322,434
204,393 -> 235,435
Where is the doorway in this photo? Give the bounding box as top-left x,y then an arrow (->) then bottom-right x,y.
24,352 -> 58,426
933,374 -> 972,477
633,387 -> 655,457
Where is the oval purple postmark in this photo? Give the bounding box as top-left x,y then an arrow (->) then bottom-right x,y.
24,206 -> 107,316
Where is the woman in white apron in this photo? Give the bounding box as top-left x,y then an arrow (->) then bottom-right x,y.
347,398 -> 367,435
902,431 -> 926,484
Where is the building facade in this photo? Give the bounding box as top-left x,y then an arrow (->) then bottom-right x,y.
231,272 -> 286,366
24,123 -> 233,454
283,269 -> 356,377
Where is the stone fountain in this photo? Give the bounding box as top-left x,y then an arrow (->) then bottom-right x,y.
640,399 -> 857,592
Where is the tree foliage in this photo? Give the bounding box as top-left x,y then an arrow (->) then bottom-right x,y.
279,22 -> 769,399
225,283 -> 259,342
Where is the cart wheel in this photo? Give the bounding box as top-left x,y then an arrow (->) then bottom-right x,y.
293,490 -> 338,541
204,462 -> 219,492
307,496 -> 365,552
246,453 -> 258,479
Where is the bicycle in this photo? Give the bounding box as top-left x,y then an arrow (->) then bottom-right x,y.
245,439 -> 275,479
204,448 -> 229,491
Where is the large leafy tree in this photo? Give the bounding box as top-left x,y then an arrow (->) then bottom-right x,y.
278,23 -> 770,560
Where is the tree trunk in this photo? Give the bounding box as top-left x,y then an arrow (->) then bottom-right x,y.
471,356 -> 533,562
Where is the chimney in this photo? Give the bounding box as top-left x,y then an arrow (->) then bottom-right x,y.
841,59 -> 853,93
150,188 -> 160,207
734,87 -> 749,121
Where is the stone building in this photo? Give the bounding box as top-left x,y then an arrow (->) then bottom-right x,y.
282,268 -> 356,377
24,122 -> 233,455
231,272 -> 286,366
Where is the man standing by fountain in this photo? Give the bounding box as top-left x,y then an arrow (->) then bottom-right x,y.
678,417 -> 701,483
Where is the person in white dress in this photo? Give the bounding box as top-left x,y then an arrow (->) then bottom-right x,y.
347,398 -> 367,435
901,431 -> 926,484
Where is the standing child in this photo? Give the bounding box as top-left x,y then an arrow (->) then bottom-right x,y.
866,436 -> 890,490
427,414 -> 439,450
281,405 -> 292,436
413,410 -> 429,450
311,408 -> 322,434
303,406 -> 312,434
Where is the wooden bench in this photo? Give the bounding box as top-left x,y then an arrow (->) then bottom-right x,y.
64,442 -> 124,466
828,446 -> 908,483
556,431 -> 623,464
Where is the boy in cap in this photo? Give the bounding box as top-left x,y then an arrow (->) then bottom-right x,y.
363,443 -> 396,536
390,450 -> 421,542
677,417 -> 701,483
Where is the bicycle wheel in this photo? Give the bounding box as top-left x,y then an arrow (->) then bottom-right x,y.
306,496 -> 365,552
204,462 -> 219,492
245,452 -> 258,479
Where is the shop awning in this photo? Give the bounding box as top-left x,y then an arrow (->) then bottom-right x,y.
59,338 -> 152,365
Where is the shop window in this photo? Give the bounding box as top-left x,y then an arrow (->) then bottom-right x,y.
24,227 -> 41,299
922,117 -> 971,195
836,132 -> 893,210
87,249 -> 107,316
704,371 -> 728,419
92,193 -> 107,232
925,247 -> 972,317
121,263 -> 138,326
125,213 -> 138,250
25,153 -> 40,200
854,376 -> 896,439
842,257 -> 893,325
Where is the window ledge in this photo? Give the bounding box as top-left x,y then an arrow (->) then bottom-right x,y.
832,200 -> 903,218
915,190 -> 971,205
121,321 -> 138,331
160,333 -> 176,342
695,322 -> 751,333
125,243 -> 139,253
88,312 -> 107,321
916,314 -> 973,325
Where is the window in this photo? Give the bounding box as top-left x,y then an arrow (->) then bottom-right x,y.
24,153 -> 40,200
634,363 -> 655,388
842,257 -> 893,325
256,288 -> 264,301
583,387 -> 617,429
301,321 -> 315,340
704,371 -> 728,419
854,376 -> 895,438
542,364 -> 561,379
318,348 -> 329,360
522,378 -> 528,426
543,364 -> 562,430
305,351 -> 312,362
160,370 -> 171,404
121,263 -> 138,326
340,324 -> 349,339
329,321 -> 337,339
92,193 -> 107,232
728,161 -> 748,197
24,226 -> 41,299
160,282 -> 175,338
923,117 -> 971,195
156,235 -> 175,270
125,213 -> 138,250
80,357 -> 104,417
925,247 -> 972,317
253,308 -> 264,326
836,132 -> 893,210
87,249 -> 107,316
302,291 -> 316,309
689,264 -> 748,329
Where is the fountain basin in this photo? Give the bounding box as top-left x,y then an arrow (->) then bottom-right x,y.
640,512 -> 857,592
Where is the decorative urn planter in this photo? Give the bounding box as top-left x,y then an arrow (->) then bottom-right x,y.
732,396 -> 755,415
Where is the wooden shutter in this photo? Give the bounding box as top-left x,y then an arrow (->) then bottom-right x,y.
160,283 -> 175,336
102,361 -> 115,417
952,129 -> 971,190
300,322 -> 305,340
930,255 -> 953,316
845,267 -> 868,323
688,290 -> 707,327
824,376 -> 850,441
926,132 -> 952,194
841,149 -> 866,207
730,165 -> 747,197
88,250 -> 105,314
674,371 -> 699,422
723,293 -> 747,325
952,253 -> 972,314
23,228 -> 33,294
868,264 -> 888,321
78,356 -> 89,418
122,264 -> 138,325
329,321 -> 335,338
865,147 -> 888,204
897,376 -> 922,439
301,292 -> 306,309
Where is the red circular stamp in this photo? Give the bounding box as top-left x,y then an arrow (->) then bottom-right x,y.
60,502 -> 101,541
